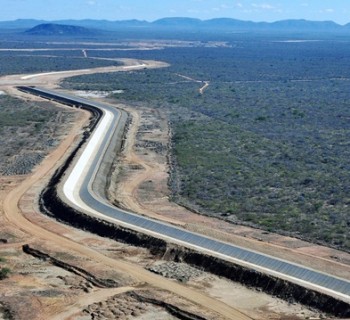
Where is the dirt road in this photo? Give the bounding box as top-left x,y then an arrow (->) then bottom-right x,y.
2,114 -> 251,320
51,286 -> 137,320
0,58 -> 168,88
0,61 -> 251,320
109,97 -> 350,282
2,57 -> 343,319
175,73 -> 210,94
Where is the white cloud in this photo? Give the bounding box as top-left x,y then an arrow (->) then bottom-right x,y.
251,3 -> 276,10
118,6 -> 132,11
319,8 -> 335,14
220,4 -> 232,9
187,9 -> 201,14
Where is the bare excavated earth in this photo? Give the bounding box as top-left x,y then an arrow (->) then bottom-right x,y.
106,99 -> 350,318
0,58 -> 347,319
0,87 -> 324,320
0,175 -> 324,320
0,61 -> 269,320
0,105 -> 222,320
0,62 -> 244,320
106,101 -> 350,280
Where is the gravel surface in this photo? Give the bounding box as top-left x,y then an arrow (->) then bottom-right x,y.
147,261 -> 203,283
83,293 -> 163,320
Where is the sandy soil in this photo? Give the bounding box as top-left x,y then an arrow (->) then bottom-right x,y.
0,57 -> 346,319
3,159 -> 248,320
0,61 -> 252,320
188,275 -> 324,320
0,40 -> 230,53
0,58 -> 168,90
175,73 -> 210,94
107,101 -> 350,283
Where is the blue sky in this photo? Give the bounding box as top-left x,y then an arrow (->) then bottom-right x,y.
2,0 -> 350,24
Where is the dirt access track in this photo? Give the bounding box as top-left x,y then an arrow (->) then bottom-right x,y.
106,74 -> 350,282
0,60 -> 255,320
0,57 -> 348,319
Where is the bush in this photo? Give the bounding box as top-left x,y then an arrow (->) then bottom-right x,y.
61,38 -> 350,251
0,267 -> 10,280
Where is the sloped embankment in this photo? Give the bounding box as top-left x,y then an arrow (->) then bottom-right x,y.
39,163 -> 350,317
24,86 -> 349,318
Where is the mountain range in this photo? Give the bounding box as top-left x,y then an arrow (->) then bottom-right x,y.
0,18 -> 349,33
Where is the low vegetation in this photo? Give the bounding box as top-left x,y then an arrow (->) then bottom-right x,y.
0,54 -> 120,76
60,36 -> 350,251
0,267 -> 10,280
0,257 -> 10,280
0,95 -> 75,175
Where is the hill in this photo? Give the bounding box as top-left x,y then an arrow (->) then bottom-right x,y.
24,23 -> 97,36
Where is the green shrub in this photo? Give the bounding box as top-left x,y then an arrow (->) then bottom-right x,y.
0,267 -> 10,280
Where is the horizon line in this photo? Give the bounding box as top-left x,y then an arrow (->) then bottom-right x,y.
0,17 -> 348,26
